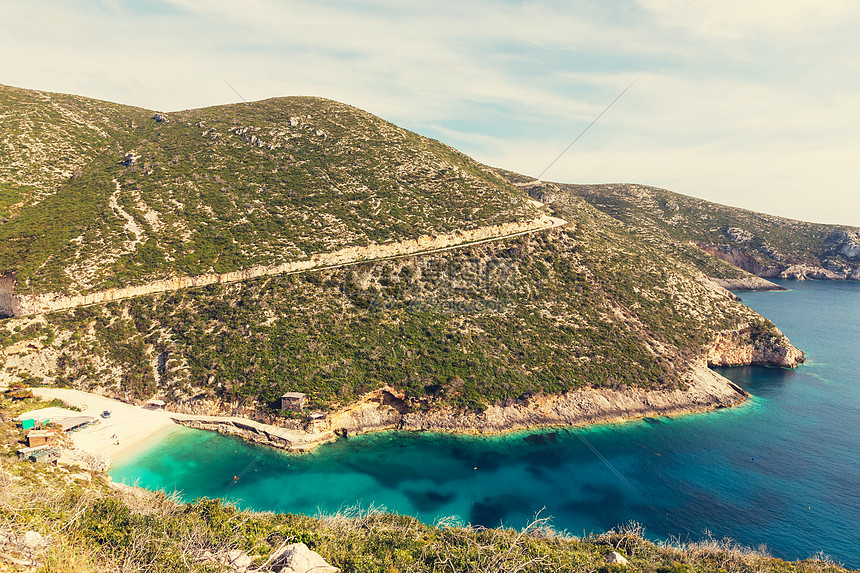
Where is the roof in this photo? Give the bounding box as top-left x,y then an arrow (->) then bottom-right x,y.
281,392 -> 307,399
15,406 -> 83,424
54,416 -> 97,431
30,447 -> 60,460
147,399 -> 166,406
27,430 -> 57,438
18,445 -> 50,455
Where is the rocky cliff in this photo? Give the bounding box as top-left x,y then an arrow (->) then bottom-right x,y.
161,364 -> 748,453
165,319 -> 802,453
331,364 -> 747,438
707,326 -> 805,368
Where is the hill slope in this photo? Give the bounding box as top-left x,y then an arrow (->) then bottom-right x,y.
0,86 -> 803,433
0,84 -> 146,220
0,85 -> 537,299
523,180 -> 860,287
0,186 -> 800,417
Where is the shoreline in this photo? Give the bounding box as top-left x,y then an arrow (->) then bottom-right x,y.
31,362 -> 749,469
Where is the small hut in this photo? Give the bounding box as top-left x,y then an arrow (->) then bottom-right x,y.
26,430 -> 58,448
280,392 -> 307,412
18,445 -> 49,460
29,447 -> 61,464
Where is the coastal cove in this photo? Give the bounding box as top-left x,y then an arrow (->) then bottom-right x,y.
111,280 -> 860,568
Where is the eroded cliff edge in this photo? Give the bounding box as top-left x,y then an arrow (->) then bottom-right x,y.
173,330 -> 803,453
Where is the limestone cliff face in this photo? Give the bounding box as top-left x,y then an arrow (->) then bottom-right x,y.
695,243 -> 772,276
1,214 -> 561,317
777,264 -> 843,281
707,327 -> 804,368
320,364 -> 747,439
695,242 -> 860,284
710,277 -> 785,292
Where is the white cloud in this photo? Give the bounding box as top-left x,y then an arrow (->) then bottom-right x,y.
1,0 -> 859,226
636,0 -> 860,38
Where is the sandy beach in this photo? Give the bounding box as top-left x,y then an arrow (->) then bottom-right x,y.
32,388 -> 179,460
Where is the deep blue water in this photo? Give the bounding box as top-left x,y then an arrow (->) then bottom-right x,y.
111,280 -> 860,567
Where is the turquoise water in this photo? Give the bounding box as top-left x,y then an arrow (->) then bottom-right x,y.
111,280 -> 860,567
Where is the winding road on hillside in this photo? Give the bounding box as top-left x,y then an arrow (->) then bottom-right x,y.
5,205 -> 567,317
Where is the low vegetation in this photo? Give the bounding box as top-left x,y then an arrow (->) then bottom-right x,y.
1,194 -> 778,414
502,175 -> 860,280
0,85 -> 535,296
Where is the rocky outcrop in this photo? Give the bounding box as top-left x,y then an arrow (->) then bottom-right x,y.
269,542 -> 339,573
1,214 -> 564,317
0,273 -> 15,318
695,243 -> 772,275
0,529 -> 47,569
172,416 -> 324,452
827,230 -> 860,259
394,364 -> 745,434
707,327 -> 804,368
778,264 -> 842,281
694,242 -> 860,283
57,448 -> 111,473
711,277 -> 785,292
181,364 -> 748,453
606,552 -> 629,566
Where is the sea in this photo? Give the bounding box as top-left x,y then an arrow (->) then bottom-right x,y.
111,279 -> 860,567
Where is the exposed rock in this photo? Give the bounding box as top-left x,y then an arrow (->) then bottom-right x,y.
827,230 -> 860,259
726,227 -> 753,243
152,113 -> 167,122
57,448 -> 111,472
694,243 -> 772,276
170,361 -> 753,455
606,551 -> 629,565
270,542 -> 338,573
326,363 -> 750,440
221,549 -> 252,571
707,327 -> 804,368
120,152 -> 140,166
778,265 -> 842,281
711,277 -> 785,292
20,531 -> 44,549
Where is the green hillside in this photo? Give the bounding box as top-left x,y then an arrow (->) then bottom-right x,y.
1,190 -> 784,411
0,86 -> 800,412
0,84 -> 145,220
0,86 -> 536,296
524,180 -> 860,282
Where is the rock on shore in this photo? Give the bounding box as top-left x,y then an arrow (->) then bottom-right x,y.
711,277 -> 785,292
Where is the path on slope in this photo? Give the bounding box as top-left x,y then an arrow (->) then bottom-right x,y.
8,207 -> 567,317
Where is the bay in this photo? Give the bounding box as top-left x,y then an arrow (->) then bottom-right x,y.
111,279 -> 860,567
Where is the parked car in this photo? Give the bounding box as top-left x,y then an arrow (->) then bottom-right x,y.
101,410 -> 111,419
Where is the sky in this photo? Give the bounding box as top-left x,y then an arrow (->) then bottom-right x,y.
2,0 -> 859,226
